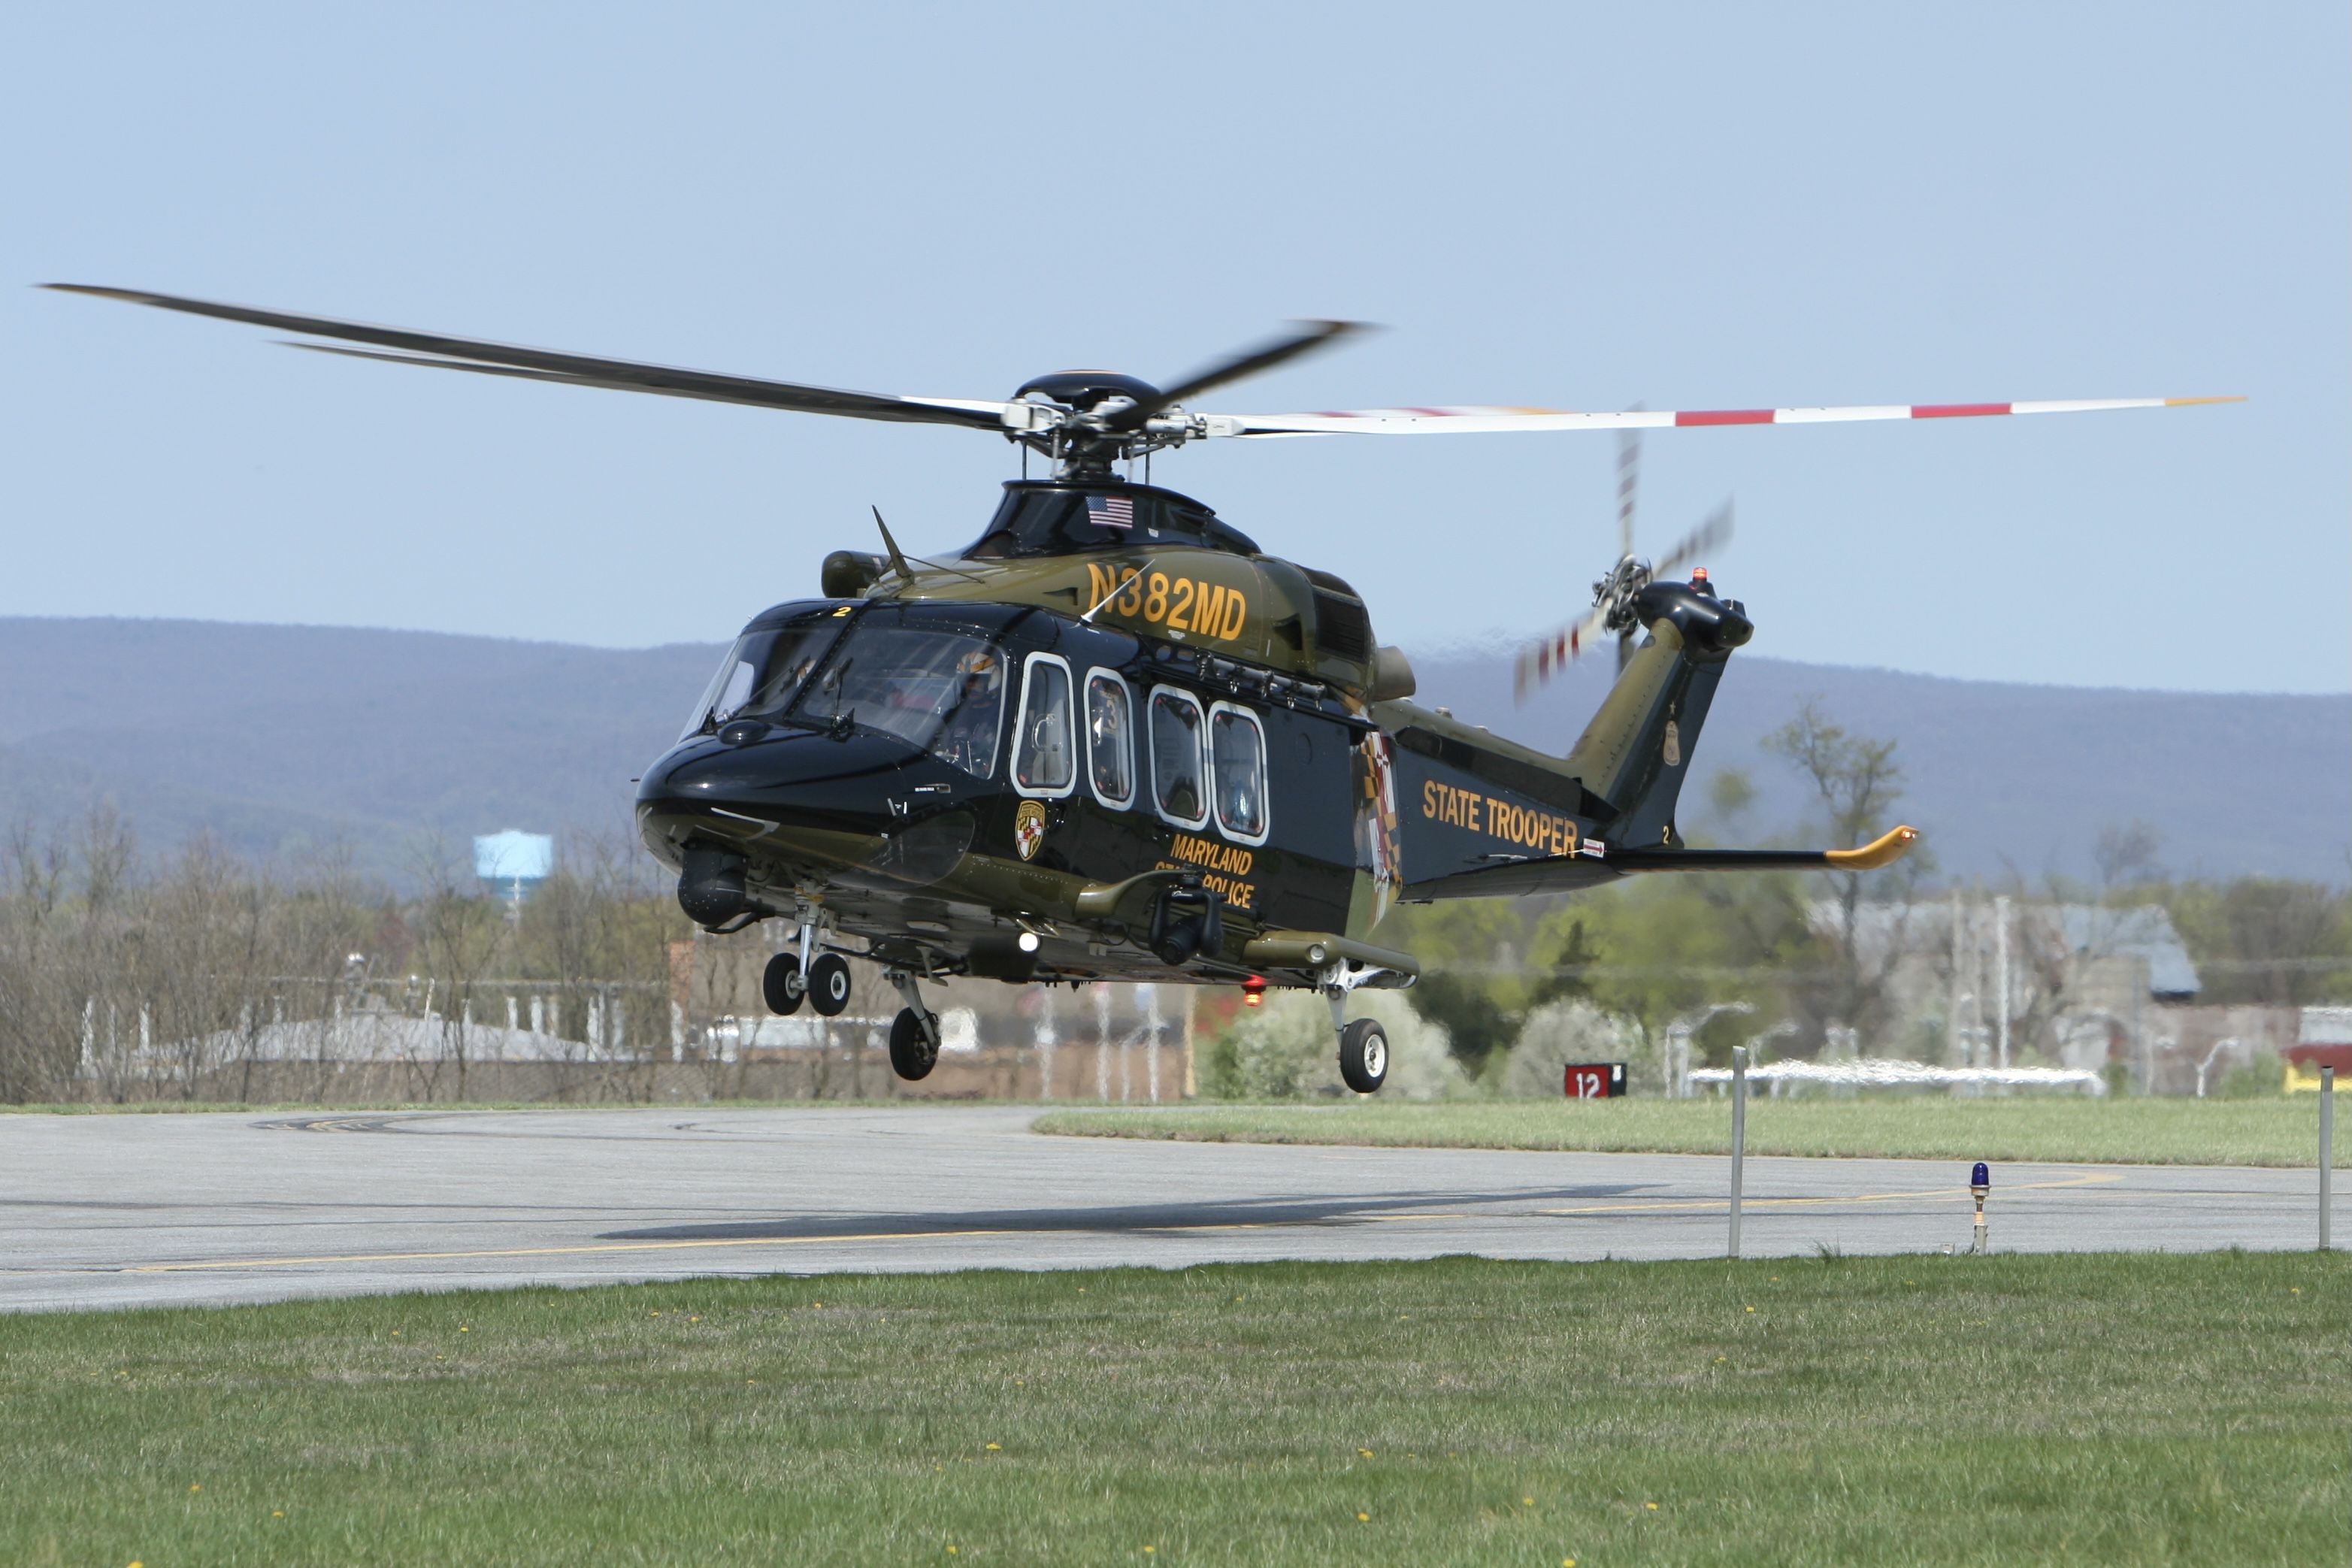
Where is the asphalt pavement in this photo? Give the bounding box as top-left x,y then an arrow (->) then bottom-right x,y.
0,1106 -> 2332,1312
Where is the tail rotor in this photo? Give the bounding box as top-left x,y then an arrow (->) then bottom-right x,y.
1512,422 -> 1735,703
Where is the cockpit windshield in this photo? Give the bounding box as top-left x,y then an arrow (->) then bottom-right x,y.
789,621 -> 1006,777
680,613 -> 847,740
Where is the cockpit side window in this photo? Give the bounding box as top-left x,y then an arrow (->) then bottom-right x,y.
1149,686 -> 1208,830
1085,670 -> 1135,809
1012,654 -> 1076,798
682,615 -> 846,739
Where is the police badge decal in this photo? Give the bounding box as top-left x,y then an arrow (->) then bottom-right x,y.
1014,799 -> 1047,861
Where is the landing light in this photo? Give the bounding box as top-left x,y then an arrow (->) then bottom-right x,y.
1016,931 -> 1041,954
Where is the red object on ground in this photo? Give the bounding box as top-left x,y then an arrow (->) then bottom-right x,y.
1563,1062 -> 1627,1098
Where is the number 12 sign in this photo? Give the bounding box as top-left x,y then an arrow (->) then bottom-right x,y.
1563,1063 -> 1627,1099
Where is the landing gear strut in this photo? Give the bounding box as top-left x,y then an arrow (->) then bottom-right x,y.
1323,964 -> 1389,1095
884,969 -> 940,1082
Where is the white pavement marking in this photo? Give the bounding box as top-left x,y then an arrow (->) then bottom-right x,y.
0,1106 -> 2330,1312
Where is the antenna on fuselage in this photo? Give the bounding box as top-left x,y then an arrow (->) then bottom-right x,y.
873,506 -> 914,580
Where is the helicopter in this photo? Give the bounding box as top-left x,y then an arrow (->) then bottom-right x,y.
44,284 -> 2238,1093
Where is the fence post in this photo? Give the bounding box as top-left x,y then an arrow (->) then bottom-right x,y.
2323,1066 -> 2335,1252
1729,1046 -> 1748,1259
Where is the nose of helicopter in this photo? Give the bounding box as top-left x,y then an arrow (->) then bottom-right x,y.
637,725 -> 934,840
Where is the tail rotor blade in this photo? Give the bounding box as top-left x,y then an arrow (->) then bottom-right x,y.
1513,606 -> 1612,703
1651,500 -> 1736,583
1615,420 -> 1642,564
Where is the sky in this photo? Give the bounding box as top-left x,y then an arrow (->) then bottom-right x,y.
3,3 -> 2344,695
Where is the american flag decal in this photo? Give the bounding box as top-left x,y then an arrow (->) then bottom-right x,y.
1085,493 -> 1135,529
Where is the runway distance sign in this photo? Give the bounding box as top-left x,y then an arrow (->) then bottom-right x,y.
1563,1062 -> 1627,1099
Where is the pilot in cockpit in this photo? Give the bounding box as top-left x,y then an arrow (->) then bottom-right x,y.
934,651 -> 1003,770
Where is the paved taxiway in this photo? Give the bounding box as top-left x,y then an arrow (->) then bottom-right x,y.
2,1106 -> 2332,1311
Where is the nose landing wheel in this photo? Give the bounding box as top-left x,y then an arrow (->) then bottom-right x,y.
806,952 -> 852,1016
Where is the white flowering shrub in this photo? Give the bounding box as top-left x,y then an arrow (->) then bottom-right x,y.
1499,998 -> 1643,1098
1206,988 -> 1469,1101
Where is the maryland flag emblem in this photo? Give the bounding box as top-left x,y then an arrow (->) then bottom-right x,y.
1014,799 -> 1047,861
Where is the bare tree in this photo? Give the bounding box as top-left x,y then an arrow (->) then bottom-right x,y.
1763,699 -> 1920,1048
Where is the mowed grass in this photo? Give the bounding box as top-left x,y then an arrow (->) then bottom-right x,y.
1035,1097 -> 2346,1169
3,1255 -> 2343,1566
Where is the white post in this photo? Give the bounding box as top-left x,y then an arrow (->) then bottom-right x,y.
1036,986 -> 1059,1102
2323,1067 -> 2335,1252
1094,984 -> 1112,1103
1144,985 -> 1162,1104
1729,1046 -> 1748,1258
1993,895 -> 2012,1071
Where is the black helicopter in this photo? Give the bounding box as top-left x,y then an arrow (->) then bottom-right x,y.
45,286 -> 2238,1091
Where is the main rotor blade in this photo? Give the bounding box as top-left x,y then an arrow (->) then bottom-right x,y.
1615,421 -> 1642,562
1213,395 -> 2242,437
1105,319 -> 1367,431
43,284 -> 1012,431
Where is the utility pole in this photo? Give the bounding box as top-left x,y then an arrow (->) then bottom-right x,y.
1948,888 -> 1966,1066
1994,895 -> 2012,1071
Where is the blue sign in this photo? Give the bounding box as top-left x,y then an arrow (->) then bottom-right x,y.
1971,1161 -> 1990,1189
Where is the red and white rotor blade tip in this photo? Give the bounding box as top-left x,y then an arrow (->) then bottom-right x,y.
1513,606 -> 1612,703
1218,395 -> 2242,437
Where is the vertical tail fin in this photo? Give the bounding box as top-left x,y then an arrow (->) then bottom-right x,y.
1562,581 -> 1751,849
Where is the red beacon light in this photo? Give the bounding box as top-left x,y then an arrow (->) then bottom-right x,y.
1242,977 -> 1267,1008
1690,566 -> 1710,584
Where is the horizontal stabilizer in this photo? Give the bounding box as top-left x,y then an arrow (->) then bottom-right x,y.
1612,825 -> 1921,874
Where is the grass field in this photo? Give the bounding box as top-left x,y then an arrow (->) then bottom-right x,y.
1034,1097 -> 2344,1169
3,1254 -> 2342,1566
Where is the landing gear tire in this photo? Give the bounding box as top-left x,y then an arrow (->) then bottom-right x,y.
761,952 -> 804,1016
1338,1018 -> 1388,1095
806,952 -> 852,1016
889,1007 -> 940,1082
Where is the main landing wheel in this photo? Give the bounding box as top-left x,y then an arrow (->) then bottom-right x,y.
761,952 -> 804,1016
806,952 -> 852,1017
1338,1017 -> 1388,1095
889,1007 -> 940,1082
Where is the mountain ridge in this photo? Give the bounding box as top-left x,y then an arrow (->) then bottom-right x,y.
2,616 -> 2342,887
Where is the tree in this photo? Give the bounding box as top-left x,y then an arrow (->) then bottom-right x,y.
1389,900 -> 1539,1075
1762,698 -> 1922,1047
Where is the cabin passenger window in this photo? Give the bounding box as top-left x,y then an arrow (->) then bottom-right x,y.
1013,655 -> 1076,796
1149,688 -> 1208,829
1086,671 -> 1134,808
1209,704 -> 1270,844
